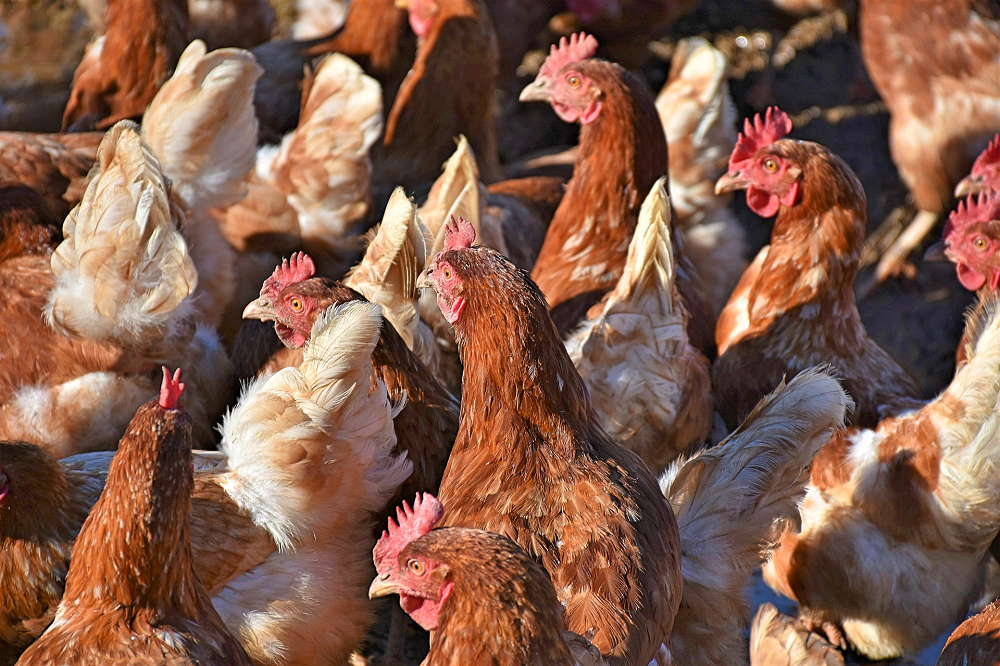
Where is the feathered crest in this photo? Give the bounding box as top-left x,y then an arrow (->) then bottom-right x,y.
729,107 -> 792,171
971,134 -> 1000,176
263,252 -> 317,298
373,493 -> 444,573
944,191 -> 1000,240
444,216 -> 477,251
158,367 -> 185,410
539,32 -> 599,79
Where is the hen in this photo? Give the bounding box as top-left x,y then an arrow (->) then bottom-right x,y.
763,295 -> 1000,660
937,598 -> 1000,666
1,301 -> 410,665
520,33 -> 715,356
713,107 -> 918,430
16,370 -> 253,666
0,133 -> 101,219
655,36 -> 746,313
860,0 -> 1000,282
62,0 -> 189,131
565,178 -> 711,475
417,218 -> 680,666
938,192 -> 1000,294
0,122 -> 232,456
0,183 -> 62,263
956,133 -> 1000,197
369,493 -> 609,666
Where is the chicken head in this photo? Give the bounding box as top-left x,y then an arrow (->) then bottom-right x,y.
242,252 -> 323,348
715,106 -> 801,218
417,217 -> 477,324
519,33 -> 603,125
369,493 -> 449,631
956,134 -> 1000,198
396,0 -> 437,36
939,191 -> 1000,291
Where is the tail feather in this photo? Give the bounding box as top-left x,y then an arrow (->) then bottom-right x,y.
220,301 -> 411,551
141,40 -> 262,213
269,53 -> 383,243
662,368 -> 850,666
45,121 -> 197,345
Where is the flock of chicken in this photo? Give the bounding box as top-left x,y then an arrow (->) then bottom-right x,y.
1,0 -> 1000,664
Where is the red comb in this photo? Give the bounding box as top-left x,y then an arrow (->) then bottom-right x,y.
263,252 -> 316,297
373,493 -> 444,573
970,134 -> 1000,176
729,107 -> 793,171
944,191 -> 1000,240
539,32 -> 599,79
444,216 -> 476,251
158,367 -> 185,410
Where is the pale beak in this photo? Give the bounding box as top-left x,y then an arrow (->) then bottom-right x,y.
519,79 -> 552,104
416,269 -> 435,291
369,572 -> 399,599
394,0 -> 409,7
715,170 -> 751,195
955,174 -> 985,199
923,241 -> 948,262
242,296 -> 274,321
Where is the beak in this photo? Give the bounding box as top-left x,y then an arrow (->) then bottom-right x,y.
923,241 -> 948,262
955,175 -> 985,199
369,572 -> 400,599
519,79 -> 552,104
242,296 -> 274,321
715,170 -> 751,195
416,269 -> 435,291
394,0 -> 408,7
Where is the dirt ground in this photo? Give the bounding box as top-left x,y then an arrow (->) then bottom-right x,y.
0,0 -> 986,663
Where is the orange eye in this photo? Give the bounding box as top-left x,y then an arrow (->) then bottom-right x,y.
408,559 -> 425,575
567,75 -> 581,87
442,267 -> 452,280
289,298 -> 303,311
975,237 -> 988,251
763,158 -> 778,172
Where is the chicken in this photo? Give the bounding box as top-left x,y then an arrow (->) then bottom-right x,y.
565,178 -> 711,476
16,370 -> 253,666
0,183 -> 62,263
655,36 -> 746,313
663,368 -> 850,666
141,39 -> 263,330
0,133 -> 101,219
62,0 -> 189,132
519,33 -> 715,357
368,493 -> 610,666
417,217 -> 681,666
956,133 -> 1000,198
713,107 -> 918,430
938,192 -> 1000,294
750,604 -> 845,666
762,295 -> 1000,660
0,122 -> 232,456
937,598 -> 1000,666
860,0 -> 1000,283
371,0 -> 503,192
1,301 -> 410,665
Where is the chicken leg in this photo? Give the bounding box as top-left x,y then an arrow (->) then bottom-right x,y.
871,209 -> 939,283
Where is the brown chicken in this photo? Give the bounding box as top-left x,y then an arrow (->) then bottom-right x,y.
713,107 -> 918,430
417,218 -> 681,666
62,0 -> 189,132
0,183 -> 62,264
1,302 -> 409,665
0,133 -> 102,219
860,0 -> 1000,282
369,493 -> 609,666
938,192 -> 1000,294
956,133 -> 1000,197
16,369 -> 253,666
519,33 -> 715,355
762,295 -> 1000,660
938,598 -> 1000,666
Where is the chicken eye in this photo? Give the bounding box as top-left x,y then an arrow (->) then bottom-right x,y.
442,267 -> 453,280
567,75 -> 581,88
407,559 -> 425,575
289,298 -> 303,311
763,158 -> 779,172
975,237 -> 989,251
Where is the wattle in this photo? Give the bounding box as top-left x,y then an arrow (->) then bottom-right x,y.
957,263 -> 987,292
746,186 -> 781,218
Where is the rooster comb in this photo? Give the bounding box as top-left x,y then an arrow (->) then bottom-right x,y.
263,252 -> 316,297
159,367 -> 184,410
539,32 -> 599,79
945,191 -> 1000,239
971,134 -> 1000,176
444,215 -> 476,251
729,107 -> 793,171
373,493 -> 444,573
